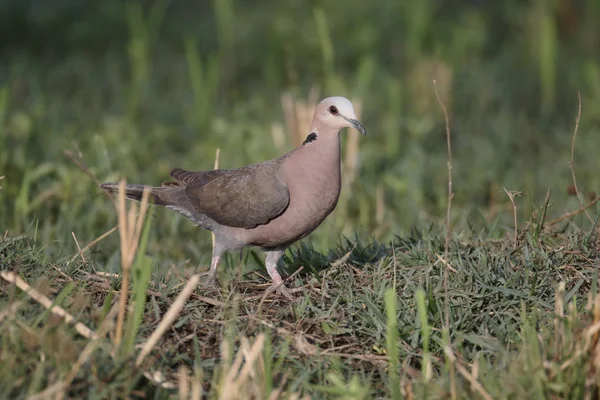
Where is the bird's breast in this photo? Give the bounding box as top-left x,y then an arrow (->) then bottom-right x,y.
240,143 -> 342,249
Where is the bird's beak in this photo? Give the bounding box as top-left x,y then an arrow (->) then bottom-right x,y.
344,117 -> 367,136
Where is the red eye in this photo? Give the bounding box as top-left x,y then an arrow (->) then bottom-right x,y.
329,106 -> 339,115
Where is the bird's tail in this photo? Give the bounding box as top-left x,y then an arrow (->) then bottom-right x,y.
99,182 -> 184,207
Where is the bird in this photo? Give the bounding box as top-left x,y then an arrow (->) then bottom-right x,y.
100,96 -> 366,299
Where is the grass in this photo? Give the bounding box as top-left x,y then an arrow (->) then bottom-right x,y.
2,0 -> 600,398
2,213 -> 600,398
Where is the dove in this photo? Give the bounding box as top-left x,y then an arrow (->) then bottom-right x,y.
101,96 -> 366,298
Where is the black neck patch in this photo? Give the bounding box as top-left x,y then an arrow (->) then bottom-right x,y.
303,132 -> 318,145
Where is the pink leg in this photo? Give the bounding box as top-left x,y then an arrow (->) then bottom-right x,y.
202,251 -> 221,287
265,250 -> 292,299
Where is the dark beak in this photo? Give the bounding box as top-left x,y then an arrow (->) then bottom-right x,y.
346,117 -> 367,136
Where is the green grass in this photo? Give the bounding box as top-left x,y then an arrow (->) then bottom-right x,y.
1,220 -> 600,398
2,0 -> 600,398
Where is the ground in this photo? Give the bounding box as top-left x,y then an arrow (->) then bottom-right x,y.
1,214 -> 600,398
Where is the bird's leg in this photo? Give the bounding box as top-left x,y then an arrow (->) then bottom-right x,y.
265,249 -> 293,299
202,247 -> 222,287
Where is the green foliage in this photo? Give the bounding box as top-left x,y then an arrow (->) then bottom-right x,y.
2,221 -> 600,397
1,0 -> 599,256
122,211 -> 154,358
385,288 -> 401,400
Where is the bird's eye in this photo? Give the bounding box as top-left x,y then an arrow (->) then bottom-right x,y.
329,106 -> 339,115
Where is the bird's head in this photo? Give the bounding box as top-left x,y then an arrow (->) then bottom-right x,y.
311,97 -> 367,136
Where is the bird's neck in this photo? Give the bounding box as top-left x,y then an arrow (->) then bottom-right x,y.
302,130 -> 341,163
287,130 -> 342,188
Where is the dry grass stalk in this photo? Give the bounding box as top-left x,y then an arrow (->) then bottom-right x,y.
402,380 -> 414,400
63,149 -> 113,200
26,382 -> 63,400
191,368 -> 203,400
585,295 -> 600,395
435,254 -> 457,273
503,188 -> 523,248
593,295 -> 600,345
96,271 -> 120,278
554,282 -> 566,358
554,295 -> 600,387
266,374 -> 290,400
0,270 -> 97,340
191,293 -> 227,307
443,346 -> 493,400
433,79 -> 457,400
471,358 -> 479,394
114,180 -> 151,346
71,232 -> 86,263
280,89 -> 320,147
69,225 -> 118,264
57,302 -> 121,399
433,79 -> 454,324
0,301 -> 21,324
178,365 -> 190,400
136,273 -> 201,367
546,196 -> 600,227
568,91 -> 593,224
218,334 -> 267,400
62,147 -> 121,266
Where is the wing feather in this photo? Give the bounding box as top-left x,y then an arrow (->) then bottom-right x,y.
170,162 -> 289,229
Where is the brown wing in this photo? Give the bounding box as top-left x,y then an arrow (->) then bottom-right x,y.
176,163 -> 290,229
164,168 -> 224,188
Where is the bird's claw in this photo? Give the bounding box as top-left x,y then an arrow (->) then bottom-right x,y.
200,272 -> 219,288
269,282 -> 293,300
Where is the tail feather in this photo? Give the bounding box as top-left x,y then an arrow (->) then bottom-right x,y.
101,182 -> 216,229
100,183 -> 183,207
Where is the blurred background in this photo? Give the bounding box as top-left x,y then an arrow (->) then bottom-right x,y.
1,0 -> 599,269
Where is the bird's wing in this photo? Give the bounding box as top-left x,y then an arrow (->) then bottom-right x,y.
166,168 -> 224,188
173,162 -> 290,229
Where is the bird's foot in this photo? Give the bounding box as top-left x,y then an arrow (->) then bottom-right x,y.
268,281 -> 294,300
199,272 -> 219,288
